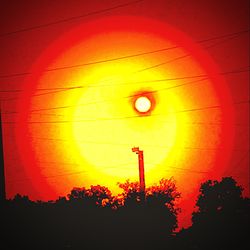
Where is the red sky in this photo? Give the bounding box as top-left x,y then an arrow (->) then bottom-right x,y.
0,0 -> 249,228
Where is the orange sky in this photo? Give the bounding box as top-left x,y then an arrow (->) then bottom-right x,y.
0,0 -> 249,228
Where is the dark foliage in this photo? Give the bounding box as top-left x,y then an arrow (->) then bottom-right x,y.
176,177 -> 250,250
2,178 -> 180,250
1,177 -> 249,250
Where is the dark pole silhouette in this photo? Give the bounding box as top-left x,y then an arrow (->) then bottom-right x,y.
132,147 -> 145,193
0,105 -> 6,204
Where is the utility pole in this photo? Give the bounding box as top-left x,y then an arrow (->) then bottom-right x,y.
132,147 -> 145,193
0,105 -> 6,204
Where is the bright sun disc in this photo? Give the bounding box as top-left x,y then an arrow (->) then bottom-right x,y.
135,96 -> 152,113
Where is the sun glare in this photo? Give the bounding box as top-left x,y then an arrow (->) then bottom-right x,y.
16,16 -> 234,200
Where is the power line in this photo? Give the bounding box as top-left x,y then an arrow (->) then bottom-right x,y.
0,66 -> 209,93
4,137 -> 249,184
0,0 -> 145,38
7,158 -> 212,184
0,32 -> 248,105
0,73 -> 208,93
0,29 -> 248,79
7,170 -> 88,184
24,136 -> 250,152
2,76 -> 210,107
2,100 -> 249,124
7,161 -> 138,184
1,68 -> 248,115
6,140 -> 249,184
1,66 -> 249,104
36,160 -> 135,169
130,31 -> 249,76
0,35 -> 248,118
0,46 -> 179,79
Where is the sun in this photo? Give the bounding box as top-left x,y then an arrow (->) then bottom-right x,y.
135,96 -> 151,113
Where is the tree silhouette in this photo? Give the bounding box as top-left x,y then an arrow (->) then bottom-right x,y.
67,184 -> 112,208
118,179 -> 142,207
4,177 -> 247,250
12,193 -> 33,205
116,178 -> 180,249
146,178 -> 181,210
179,177 -> 250,250
193,177 -> 244,218
118,177 -> 180,209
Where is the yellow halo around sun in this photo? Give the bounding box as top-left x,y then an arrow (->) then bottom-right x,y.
17,17 -> 233,200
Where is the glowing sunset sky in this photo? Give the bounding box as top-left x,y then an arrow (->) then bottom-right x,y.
0,0 -> 249,228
